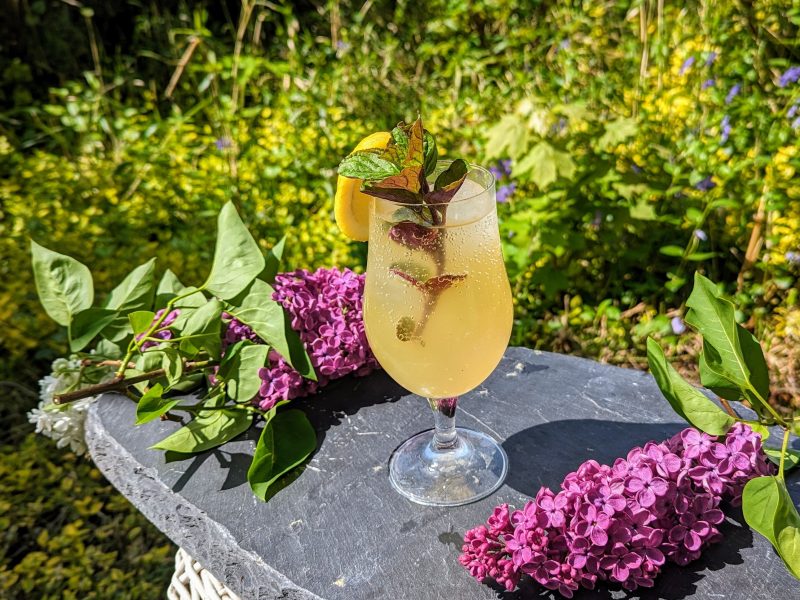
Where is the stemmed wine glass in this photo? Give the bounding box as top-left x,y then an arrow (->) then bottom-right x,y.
363,161 -> 513,506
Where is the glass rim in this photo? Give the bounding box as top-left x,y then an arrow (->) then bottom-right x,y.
370,160 -> 496,208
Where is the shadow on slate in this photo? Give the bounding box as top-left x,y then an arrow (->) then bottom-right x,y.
161,370 -> 408,496
503,419 -> 686,497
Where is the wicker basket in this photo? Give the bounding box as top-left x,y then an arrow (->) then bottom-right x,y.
167,547 -> 241,600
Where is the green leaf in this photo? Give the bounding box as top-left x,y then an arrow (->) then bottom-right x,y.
261,236 -> 286,284
765,447 -> 800,471
203,201 -> 266,300
337,150 -> 401,181
515,142 -> 576,189
69,308 -> 117,352
743,475 -> 800,579
248,409 -> 316,501
686,252 -> 717,261
646,337 -> 734,435
597,117 -> 637,148
423,130 -> 438,176
392,126 -> 410,156
685,273 -> 770,410
135,384 -> 179,425
178,298 -> 222,359
161,347 -> 183,388
101,258 -> 157,341
169,287 -> 207,331
778,527 -> 800,579
128,310 -> 155,335
698,350 -> 743,401
484,114 -> 528,160
151,403 -> 252,453
218,341 -> 270,402
155,269 -> 186,307
226,280 -> 316,380
30,239 -> 93,327
659,245 -> 685,257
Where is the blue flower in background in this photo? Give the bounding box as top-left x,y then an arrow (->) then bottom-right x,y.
491,159 -> 515,202
786,251 -> 800,265
679,56 -> 695,76
779,66 -> 800,87
725,84 -> 741,104
705,52 -> 717,67
701,79 -> 715,90
694,177 -> 716,191
793,116 -> 800,130
788,102 -> 800,118
720,115 -> 731,143
558,39 -> 570,51
215,137 -> 233,150
671,317 -> 687,335
497,183 -> 517,203
694,229 -> 708,241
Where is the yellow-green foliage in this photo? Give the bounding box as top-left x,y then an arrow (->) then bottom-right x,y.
0,106 -> 368,375
0,434 -> 175,598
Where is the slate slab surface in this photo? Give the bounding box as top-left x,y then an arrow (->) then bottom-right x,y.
86,347 -> 800,600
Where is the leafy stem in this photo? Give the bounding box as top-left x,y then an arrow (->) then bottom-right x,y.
54,359 -> 214,405
116,287 -> 205,378
779,427 -> 791,480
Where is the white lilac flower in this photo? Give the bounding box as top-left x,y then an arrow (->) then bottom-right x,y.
28,356 -> 96,456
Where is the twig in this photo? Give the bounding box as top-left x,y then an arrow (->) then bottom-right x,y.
53,360 -> 212,405
165,36 -> 201,99
719,398 -> 740,419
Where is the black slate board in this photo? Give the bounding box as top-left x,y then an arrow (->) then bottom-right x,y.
85,348 -> 800,600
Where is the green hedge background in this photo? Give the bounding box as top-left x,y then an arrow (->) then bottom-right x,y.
2,1 -> 799,596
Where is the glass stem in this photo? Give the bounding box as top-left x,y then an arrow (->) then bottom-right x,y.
429,397 -> 459,450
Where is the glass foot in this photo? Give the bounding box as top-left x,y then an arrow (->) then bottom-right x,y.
388,427 -> 508,506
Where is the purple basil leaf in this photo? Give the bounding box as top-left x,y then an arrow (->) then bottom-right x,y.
434,158 -> 468,191
388,221 -> 440,252
389,268 -> 423,289
362,185 -> 421,204
422,274 -> 467,294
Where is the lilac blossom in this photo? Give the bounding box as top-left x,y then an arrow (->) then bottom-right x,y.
460,423 -> 773,596
222,268 -> 379,410
137,309 -> 180,350
779,66 -> 800,87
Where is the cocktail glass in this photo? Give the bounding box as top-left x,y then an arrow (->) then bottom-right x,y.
363,161 -> 513,506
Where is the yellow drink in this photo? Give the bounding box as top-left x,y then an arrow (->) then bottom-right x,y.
363,177 -> 513,398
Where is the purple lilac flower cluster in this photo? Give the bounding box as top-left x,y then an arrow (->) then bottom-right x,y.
137,308 -> 180,350
223,268 -> 380,410
459,423 -> 773,597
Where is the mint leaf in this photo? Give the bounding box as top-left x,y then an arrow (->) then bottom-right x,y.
423,130 -> 438,176
391,125 -> 410,156
421,274 -> 466,294
338,151 -> 401,181
396,316 -> 416,342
